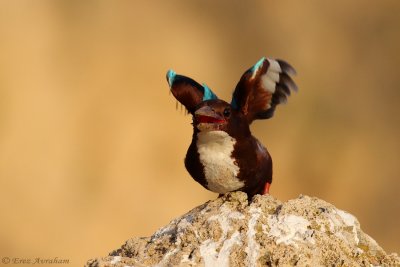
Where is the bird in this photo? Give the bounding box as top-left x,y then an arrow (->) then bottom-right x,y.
166,57 -> 297,196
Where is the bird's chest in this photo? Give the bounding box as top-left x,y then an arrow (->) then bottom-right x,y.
196,131 -> 244,193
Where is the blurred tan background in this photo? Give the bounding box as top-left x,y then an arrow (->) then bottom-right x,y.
0,0 -> 399,266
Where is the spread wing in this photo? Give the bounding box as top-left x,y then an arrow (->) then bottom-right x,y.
230,57 -> 297,124
166,70 -> 218,113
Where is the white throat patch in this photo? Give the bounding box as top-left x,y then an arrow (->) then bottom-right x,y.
196,131 -> 243,193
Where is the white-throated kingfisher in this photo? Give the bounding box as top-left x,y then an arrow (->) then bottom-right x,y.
166,57 -> 297,196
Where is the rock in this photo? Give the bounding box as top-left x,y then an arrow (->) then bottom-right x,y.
86,192 -> 399,267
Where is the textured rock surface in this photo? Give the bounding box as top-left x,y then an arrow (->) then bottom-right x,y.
86,192 -> 399,267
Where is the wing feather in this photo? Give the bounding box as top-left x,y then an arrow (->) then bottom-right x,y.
166,70 -> 218,113
231,57 -> 297,123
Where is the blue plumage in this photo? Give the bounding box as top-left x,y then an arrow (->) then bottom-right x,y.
202,83 -> 218,101
166,69 -> 176,87
250,57 -> 266,75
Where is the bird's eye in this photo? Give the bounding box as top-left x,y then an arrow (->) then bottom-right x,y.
223,108 -> 231,117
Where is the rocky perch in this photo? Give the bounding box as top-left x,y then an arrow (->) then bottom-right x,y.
86,192 -> 399,266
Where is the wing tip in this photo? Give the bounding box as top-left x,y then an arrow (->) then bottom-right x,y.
279,73 -> 298,93
276,59 -> 297,76
166,69 -> 176,87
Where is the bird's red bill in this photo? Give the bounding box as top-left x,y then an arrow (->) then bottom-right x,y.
196,115 -> 225,124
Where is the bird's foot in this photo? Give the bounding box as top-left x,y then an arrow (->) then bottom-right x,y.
262,182 -> 271,195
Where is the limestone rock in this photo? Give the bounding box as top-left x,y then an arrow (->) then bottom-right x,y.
86,192 -> 399,267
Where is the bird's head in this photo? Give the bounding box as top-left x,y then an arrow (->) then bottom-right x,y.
166,57 -> 297,137
193,100 -> 250,138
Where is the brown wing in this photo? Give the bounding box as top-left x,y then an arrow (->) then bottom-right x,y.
231,57 -> 297,124
166,70 -> 218,113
